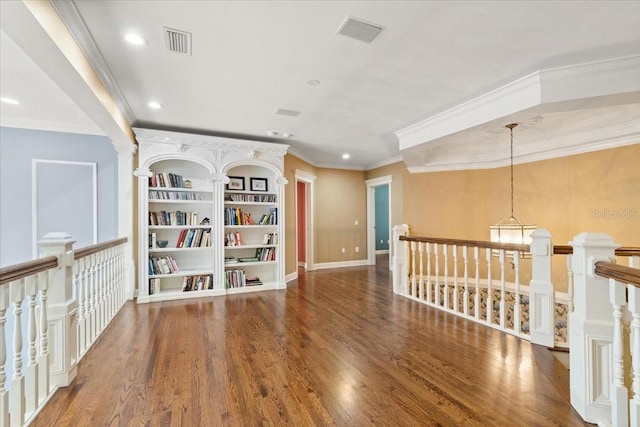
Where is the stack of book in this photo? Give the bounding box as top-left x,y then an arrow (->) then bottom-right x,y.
148,256 -> 179,275
181,275 -> 213,292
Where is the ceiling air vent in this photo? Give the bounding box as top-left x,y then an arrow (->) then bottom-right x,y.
275,108 -> 301,117
336,16 -> 384,43
163,27 -> 192,55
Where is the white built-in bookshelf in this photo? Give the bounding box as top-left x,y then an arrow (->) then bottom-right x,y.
134,128 -> 288,304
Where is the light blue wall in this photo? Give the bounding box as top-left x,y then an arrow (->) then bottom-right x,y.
375,185 -> 389,250
0,127 -> 118,266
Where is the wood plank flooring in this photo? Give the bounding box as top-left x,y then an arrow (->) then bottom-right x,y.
32,259 -> 588,426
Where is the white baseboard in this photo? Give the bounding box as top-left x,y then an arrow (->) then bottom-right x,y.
375,249 -> 390,254
313,260 -> 369,270
285,271 -> 298,283
297,261 -> 307,268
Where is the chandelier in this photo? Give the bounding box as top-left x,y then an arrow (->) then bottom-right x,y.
489,123 -> 535,252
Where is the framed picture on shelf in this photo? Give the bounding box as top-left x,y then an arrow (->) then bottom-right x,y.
227,176 -> 245,191
250,177 -> 268,192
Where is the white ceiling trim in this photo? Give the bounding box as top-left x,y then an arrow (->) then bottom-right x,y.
51,0 -> 135,124
395,56 -> 640,152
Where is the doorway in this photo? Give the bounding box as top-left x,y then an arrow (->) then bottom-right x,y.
365,175 -> 393,269
295,170 -> 316,272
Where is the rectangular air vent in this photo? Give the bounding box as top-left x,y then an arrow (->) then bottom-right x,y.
163,27 -> 192,55
337,16 -> 384,43
275,108 -> 301,117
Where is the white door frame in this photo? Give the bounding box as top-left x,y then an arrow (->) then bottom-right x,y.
365,175 -> 393,269
295,169 -> 316,271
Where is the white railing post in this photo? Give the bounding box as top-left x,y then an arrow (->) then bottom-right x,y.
529,228 -> 554,347
392,224 -> 409,295
37,232 -> 78,388
569,232 -> 620,424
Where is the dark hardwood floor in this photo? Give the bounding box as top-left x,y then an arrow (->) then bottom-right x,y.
33,256 -> 587,426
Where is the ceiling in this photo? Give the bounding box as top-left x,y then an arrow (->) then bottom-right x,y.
1,1 -> 639,170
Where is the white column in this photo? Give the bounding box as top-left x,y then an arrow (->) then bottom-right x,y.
117,145 -> 137,300
37,232 -> 78,388
569,232 -> 620,424
133,167 -> 152,298
392,224 -> 409,295
529,228 -> 554,347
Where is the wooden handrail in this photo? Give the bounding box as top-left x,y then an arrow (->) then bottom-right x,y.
0,256 -> 59,285
0,237 -> 128,285
75,237 -> 128,259
553,246 -> 640,256
399,235 -> 529,253
594,261 -> 640,287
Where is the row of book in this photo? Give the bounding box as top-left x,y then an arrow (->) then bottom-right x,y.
149,210 -> 199,226
225,269 -> 262,288
257,209 -> 277,225
176,228 -> 211,248
182,275 -> 213,292
224,232 -> 243,246
225,193 -> 276,203
149,190 -> 202,201
224,232 -> 277,247
148,256 -> 179,275
224,208 -> 252,225
149,172 -> 187,188
255,247 -> 276,261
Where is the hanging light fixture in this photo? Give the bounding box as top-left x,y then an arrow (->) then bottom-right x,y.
489,123 -> 535,252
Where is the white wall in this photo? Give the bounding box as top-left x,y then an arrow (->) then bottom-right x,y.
0,126 -> 118,266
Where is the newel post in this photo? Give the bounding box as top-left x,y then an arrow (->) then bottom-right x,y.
529,228 -> 555,347
392,224 -> 409,295
569,232 -> 620,424
37,232 -> 78,388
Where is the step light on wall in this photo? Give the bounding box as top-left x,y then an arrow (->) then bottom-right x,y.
489,123 -> 535,253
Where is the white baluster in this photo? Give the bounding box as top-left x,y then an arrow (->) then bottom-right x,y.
443,244 -> 449,310
628,284 -> 640,427
486,248 -> 492,325
567,254 -> 574,312
418,242 -> 424,300
25,275 -> 38,414
453,245 -> 459,313
463,246 -> 469,316
97,251 -> 105,333
37,271 -> 49,403
0,284 -> 9,426
474,247 -> 480,320
410,241 -> 416,298
90,254 -> 98,343
499,250 -> 506,329
609,278 -> 629,427
10,279 -> 25,426
426,243 -> 432,304
513,252 -> 521,335
434,243 -> 440,307
76,258 -> 86,357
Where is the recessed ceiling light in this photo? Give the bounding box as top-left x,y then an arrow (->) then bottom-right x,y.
342,153 -> 350,160
125,33 -> 147,45
308,80 -> 320,86
0,97 -> 19,105
267,131 -> 279,137
148,101 -> 163,109
282,133 -> 294,139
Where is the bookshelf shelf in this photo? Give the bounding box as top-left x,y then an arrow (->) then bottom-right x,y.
135,127 -> 287,304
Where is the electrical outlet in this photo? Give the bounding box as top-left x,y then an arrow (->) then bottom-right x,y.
355,246 -> 359,253
355,220 -> 359,225
380,239 -> 383,244
341,248 -> 346,253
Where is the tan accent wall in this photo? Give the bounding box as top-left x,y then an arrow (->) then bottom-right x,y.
402,143 -> 640,291
314,167 -> 367,264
